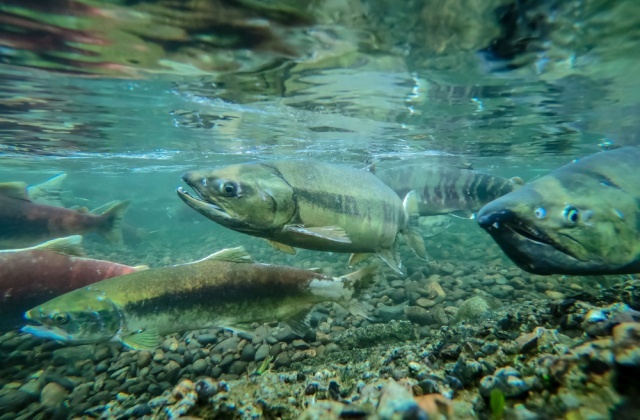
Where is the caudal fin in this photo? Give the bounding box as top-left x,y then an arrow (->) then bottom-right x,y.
96,200 -> 131,244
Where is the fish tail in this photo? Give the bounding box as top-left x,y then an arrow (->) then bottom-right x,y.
341,264 -> 378,294
96,200 -> 131,244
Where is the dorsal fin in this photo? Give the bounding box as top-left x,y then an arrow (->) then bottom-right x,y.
0,182 -> 30,201
33,235 -> 85,256
198,247 -> 253,263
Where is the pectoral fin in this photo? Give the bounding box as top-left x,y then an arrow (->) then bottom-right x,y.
283,307 -> 314,336
0,182 -> 30,201
403,227 -> 428,260
283,225 -> 352,244
376,244 -> 403,277
200,246 -> 253,263
449,210 -> 476,220
348,253 -> 370,266
120,329 -> 161,350
266,240 -> 297,255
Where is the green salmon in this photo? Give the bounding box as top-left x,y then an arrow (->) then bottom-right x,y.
376,163 -> 523,219
477,147 -> 640,275
176,160 -> 427,275
22,247 -> 376,349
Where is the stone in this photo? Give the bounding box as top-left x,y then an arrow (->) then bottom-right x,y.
40,382 -> 68,408
613,322 -> 640,367
197,334 -> 218,346
137,351 -> 152,368
274,327 -> 299,343
192,358 -> 208,374
274,352 -> 291,368
212,337 -> 240,354
241,343 -> 256,361
229,360 -> 249,376
377,303 -> 407,323
254,344 -> 270,362
292,339 -> 310,350
404,306 -> 434,326
52,345 -> 95,365
415,298 -> 437,308
0,390 -> 35,413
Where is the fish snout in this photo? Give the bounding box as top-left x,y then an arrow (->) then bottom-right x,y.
477,208 -> 515,230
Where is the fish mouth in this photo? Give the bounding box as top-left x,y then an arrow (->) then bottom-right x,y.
21,324 -> 73,341
176,185 -> 232,221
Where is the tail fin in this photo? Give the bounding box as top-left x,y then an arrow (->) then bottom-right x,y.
29,235 -> 85,256
27,173 -> 67,206
341,264 -> 378,294
96,200 -> 131,244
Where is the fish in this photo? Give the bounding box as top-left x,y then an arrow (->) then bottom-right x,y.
176,160 -> 427,275
477,146 -> 640,275
22,247 -> 377,349
0,235 -> 145,331
376,163 -> 524,219
0,181 -> 130,249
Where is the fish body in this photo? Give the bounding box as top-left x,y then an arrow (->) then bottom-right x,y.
376,164 -> 523,217
477,147 -> 640,275
177,160 -> 426,274
0,236 -> 141,330
0,182 -> 129,249
23,247 -> 376,349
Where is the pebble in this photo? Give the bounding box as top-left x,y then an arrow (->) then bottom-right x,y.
137,351 -> 152,368
415,298 -> 437,308
545,291 -> 565,300
254,344 -> 270,362
241,343 -> 256,361
192,358 -> 208,374
40,382 -> 68,408
404,306 -> 433,326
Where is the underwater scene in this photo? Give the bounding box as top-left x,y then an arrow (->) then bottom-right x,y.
1,0 -> 640,419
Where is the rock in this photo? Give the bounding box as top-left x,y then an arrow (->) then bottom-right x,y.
613,322 -> 640,367
229,360 -> 249,376
93,345 -> 112,362
137,351 -> 152,368
545,291 -> 565,300
18,380 -> 41,398
52,344 -> 95,365
197,334 -> 218,346
377,303 -> 407,323
404,306 -> 434,326
515,331 -> 539,353
192,358 -> 208,374
415,298 -> 437,308
455,296 -> 494,322
440,344 -> 461,360
479,367 -> 530,398
254,344 -> 270,362
161,337 -> 180,352
274,327 -> 299,343
241,343 -> 256,361
0,390 -> 35,413
40,382 -> 68,408
212,337 -> 240,354
274,352 -> 291,368
377,380 -> 424,418
292,339 -> 310,350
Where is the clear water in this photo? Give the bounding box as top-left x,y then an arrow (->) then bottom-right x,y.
1,0 -> 639,417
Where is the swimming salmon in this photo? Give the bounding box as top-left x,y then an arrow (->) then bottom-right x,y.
376,163 -> 523,219
477,147 -> 640,275
177,160 -> 427,275
22,247 -> 376,349
0,181 -> 130,249
0,235 -> 144,331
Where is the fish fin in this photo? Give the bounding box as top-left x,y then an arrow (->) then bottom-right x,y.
70,205 -> 90,213
510,176 -> 525,186
265,239 -> 297,255
133,265 -> 150,271
27,173 -> 66,206
419,215 -> 452,238
96,200 -> 131,244
33,235 -> 85,257
402,190 -> 420,217
283,307 -> 313,336
403,226 -> 428,260
449,210 -> 475,220
345,301 -> 372,320
0,182 -> 30,201
201,246 -> 253,263
348,253 -> 370,266
283,225 -> 352,244
341,264 -> 378,293
120,329 -> 161,350
376,245 -> 404,276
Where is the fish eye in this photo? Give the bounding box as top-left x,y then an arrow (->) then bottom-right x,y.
563,205 -> 579,224
51,311 -> 69,324
219,181 -> 237,197
534,207 -> 547,219
201,178 -> 207,187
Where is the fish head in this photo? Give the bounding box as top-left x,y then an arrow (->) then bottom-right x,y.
477,172 -> 638,274
22,288 -> 122,344
177,163 -> 296,234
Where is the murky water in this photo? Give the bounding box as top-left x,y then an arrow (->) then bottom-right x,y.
1,1 -> 639,419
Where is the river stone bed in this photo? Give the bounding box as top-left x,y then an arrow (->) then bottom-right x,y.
1,229 -> 639,418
